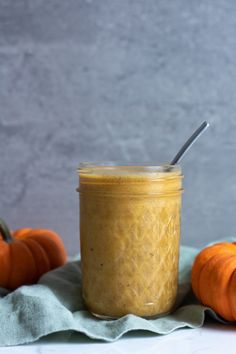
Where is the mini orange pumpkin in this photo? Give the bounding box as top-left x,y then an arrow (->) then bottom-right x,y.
191,242 -> 236,321
0,218 -> 67,290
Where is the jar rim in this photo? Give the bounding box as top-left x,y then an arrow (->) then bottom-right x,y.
78,161 -> 181,175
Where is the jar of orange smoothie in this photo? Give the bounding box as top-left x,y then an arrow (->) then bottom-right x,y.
78,163 -> 183,319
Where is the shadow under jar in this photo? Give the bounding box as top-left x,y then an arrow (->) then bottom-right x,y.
77,163 -> 183,319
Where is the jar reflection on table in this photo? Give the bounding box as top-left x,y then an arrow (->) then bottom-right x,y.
78,163 -> 183,319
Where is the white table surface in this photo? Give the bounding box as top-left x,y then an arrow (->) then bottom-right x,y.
1,323 -> 236,354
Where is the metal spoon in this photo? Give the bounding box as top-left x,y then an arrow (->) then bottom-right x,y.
170,121 -> 209,165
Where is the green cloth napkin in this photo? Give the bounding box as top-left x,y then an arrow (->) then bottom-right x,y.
0,244 -> 229,346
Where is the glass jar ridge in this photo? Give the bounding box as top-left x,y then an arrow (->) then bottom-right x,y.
78,163 -> 183,197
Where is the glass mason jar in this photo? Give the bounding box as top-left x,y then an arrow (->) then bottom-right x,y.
77,163 -> 183,319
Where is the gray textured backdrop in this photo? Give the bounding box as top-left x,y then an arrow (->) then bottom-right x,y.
0,0 -> 235,255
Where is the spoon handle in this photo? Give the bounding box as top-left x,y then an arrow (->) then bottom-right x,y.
170,121 -> 209,165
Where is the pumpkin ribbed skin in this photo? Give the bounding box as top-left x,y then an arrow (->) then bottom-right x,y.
191,242 -> 236,321
0,220 -> 67,290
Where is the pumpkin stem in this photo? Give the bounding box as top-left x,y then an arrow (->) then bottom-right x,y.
0,219 -> 13,243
